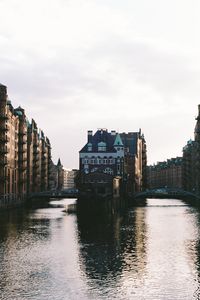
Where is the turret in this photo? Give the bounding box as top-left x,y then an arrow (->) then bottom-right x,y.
195,105 -> 200,142
113,133 -> 124,152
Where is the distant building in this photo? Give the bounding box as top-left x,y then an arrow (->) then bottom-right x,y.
147,157 -> 183,189
183,105 -> 200,194
49,158 -> 66,191
78,128 -> 147,199
49,160 -> 59,191
63,169 -> 78,190
57,158 -> 64,191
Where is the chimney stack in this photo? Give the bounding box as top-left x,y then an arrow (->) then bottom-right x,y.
198,104 -> 200,117
87,130 -> 93,143
111,130 -> 116,136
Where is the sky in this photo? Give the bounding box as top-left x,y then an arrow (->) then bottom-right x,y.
0,0 -> 200,169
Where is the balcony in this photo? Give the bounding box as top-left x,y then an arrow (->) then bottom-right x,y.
33,150 -> 39,155
33,165 -> 39,172
1,126 -> 8,132
18,158 -> 26,163
0,175 -> 8,182
19,139 -> 26,145
33,157 -> 39,163
19,178 -> 26,184
19,132 -> 26,136
0,115 -> 8,120
18,148 -> 26,154
0,136 -> 9,143
33,143 -> 39,148
33,159 -> 39,168
0,159 -> 7,166
0,148 -> 8,154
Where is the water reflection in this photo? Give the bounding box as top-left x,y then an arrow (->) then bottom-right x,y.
1,198 -> 200,299
77,203 -> 147,297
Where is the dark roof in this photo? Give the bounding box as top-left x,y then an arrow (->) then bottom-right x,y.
120,132 -> 139,155
80,129 -> 117,153
80,129 -> 140,155
57,158 -> 62,166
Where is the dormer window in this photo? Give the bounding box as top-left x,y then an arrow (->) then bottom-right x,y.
87,143 -> 92,151
98,141 -> 106,152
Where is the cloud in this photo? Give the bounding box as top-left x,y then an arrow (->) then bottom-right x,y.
0,0 -> 200,167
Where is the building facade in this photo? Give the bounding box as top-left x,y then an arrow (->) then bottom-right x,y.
183,105 -> 200,194
78,128 -> 147,199
0,83 -> 52,206
63,168 -> 78,190
147,157 -> 183,189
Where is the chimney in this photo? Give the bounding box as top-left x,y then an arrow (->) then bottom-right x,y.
0,84 -> 7,101
111,130 -> 116,136
87,130 -> 93,143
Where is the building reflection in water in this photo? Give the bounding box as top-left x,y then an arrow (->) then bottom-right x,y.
0,205 -> 58,298
77,201 -> 147,291
185,205 -> 200,299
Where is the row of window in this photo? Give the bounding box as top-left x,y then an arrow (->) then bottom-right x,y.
84,180 -> 108,183
90,167 -> 114,175
83,158 -> 115,164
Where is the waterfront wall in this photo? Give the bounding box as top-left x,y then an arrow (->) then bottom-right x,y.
0,194 -> 26,209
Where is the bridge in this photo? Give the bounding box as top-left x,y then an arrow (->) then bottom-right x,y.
28,189 -> 79,200
134,188 -> 198,201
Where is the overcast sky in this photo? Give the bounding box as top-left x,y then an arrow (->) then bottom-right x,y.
0,0 -> 200,168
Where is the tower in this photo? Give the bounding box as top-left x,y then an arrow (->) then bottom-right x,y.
57,158 -> 63,191
113,133 -> 124,176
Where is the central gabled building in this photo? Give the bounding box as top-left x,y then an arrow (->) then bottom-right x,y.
78,128 -> 147,199
80,129 -> 124,177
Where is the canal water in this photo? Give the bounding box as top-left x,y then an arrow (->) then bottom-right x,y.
0,198 -> 200,299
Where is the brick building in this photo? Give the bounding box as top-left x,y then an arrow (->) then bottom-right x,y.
147,157 -> 183,189
0,83 -> 52,206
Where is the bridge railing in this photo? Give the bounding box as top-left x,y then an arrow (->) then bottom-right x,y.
134,188 -> 198,200
28,190 -> 79,199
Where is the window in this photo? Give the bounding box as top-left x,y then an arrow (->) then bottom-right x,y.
98,142 -> 106,152
87,143 -> 92,151
103,168 -> 113,175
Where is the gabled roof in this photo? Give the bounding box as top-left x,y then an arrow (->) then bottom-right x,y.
57,158 -> 62,166
80,129 -> 117,153
114,133 -> 123,146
